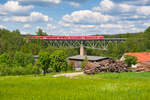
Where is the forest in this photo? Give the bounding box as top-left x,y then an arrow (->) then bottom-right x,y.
0,27 -> 150,76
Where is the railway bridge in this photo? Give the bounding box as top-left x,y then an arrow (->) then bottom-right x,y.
29,36 -> 126,56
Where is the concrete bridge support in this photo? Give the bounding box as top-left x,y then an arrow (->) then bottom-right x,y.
80,44 -> 86,56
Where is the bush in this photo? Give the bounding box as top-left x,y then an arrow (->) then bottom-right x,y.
24,64 -> 34,75
0,64 -> 11,76
32,65 -> 41,76
68,61 -> 74,71
0,53 -> 11,66
82,56 -> 88,70
0,65 -> 25,76
32,62 -> 41,75
0,63 -> 41,76
11,67 -> 25,75
13,52 -> 34,67
50,50 -> 67,72
124,55 -> 137,67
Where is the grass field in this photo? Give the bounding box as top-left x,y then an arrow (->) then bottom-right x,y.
0,72 -> 150,100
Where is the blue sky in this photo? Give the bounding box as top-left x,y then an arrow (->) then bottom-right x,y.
0,0 -> 150,35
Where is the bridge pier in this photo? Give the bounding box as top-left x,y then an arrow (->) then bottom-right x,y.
80,44 -> 86,56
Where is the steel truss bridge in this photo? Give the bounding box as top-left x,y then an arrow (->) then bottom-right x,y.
45,38 -> 126,50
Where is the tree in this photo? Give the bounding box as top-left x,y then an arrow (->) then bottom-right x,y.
0,29 -> 24,54
36,28 -> 48,36
50,50 -> 67,72
38,52 -> 51,75
124,55 -> 137,67
144,26 -> 150,39
12,29 -> 20,35
143,27 -> 150,49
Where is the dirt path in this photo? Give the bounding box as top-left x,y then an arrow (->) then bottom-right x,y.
53,72 -> 84,78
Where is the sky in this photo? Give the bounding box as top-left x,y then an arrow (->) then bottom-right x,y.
0,0 -> 150,35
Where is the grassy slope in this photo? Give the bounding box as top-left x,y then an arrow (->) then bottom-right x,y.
0,72 -> 150,100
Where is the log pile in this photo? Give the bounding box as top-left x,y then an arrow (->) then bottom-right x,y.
84,58 -> 131,74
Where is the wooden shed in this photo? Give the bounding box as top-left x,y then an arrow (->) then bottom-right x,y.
68,55 -> 109,70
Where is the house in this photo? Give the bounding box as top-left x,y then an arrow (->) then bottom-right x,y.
68,55 -> 109,70
121,52 -> 150,67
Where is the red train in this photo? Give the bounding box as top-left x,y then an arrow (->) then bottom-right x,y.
29,36 -> 104,39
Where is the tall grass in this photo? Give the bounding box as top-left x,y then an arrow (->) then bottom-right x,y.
0,72 -> 150,100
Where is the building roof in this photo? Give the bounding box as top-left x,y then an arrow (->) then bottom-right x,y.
125,52 -> 150,63
68,55 -> 109,61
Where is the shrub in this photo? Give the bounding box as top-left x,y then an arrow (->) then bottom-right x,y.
24,63 -> 34,75
0,64 -> 11,76
50,50 -> 67,72
13,52 -> 34,67
32,65 -> 41,76
0,63 -> 41,76
82,56 -> 88,70
38,52 -> 51,75
0,53 -> 11,66
32,62 -> 41,75
68,61 -> 74,71
11,67 -> 25,75
124,55 -> 137,67
0,66 -> 25,76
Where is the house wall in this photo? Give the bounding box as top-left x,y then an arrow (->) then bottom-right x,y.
68,60 -> 83,70
68,59 -> 103,70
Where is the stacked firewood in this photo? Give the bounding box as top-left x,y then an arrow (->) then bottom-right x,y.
84,58 -> 131,74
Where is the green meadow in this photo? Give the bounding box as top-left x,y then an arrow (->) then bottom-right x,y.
0,72 -> 150,100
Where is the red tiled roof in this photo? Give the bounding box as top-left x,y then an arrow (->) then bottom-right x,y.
125,52 -> 150,63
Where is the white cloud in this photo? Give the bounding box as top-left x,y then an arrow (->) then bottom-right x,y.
14,0 -> 61,7
17,0 -> 61,4
3,12 -> 52,23
0,25 -> 6,29
92,0 -> 114,12
62,10 -> 114,24
123,0 -> 149,6
47,24 -> 56,29
136,6 -> 150,15
100,24 -> 122,28
130,15 -> 139,19
59,21 -> 71,27
0,1 -> 34,15
93,0 -> 134,13
24,24 -> 31,28
119,4 -> 133,12
69,2 -> 80,7
29,12 -> 50,22
143,23 -> 150,27
15,0 -> 89,7
100,0 -> 114,11
0,11 -> 7,15
79,25 -> 96,28
20,31 -> 28,35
